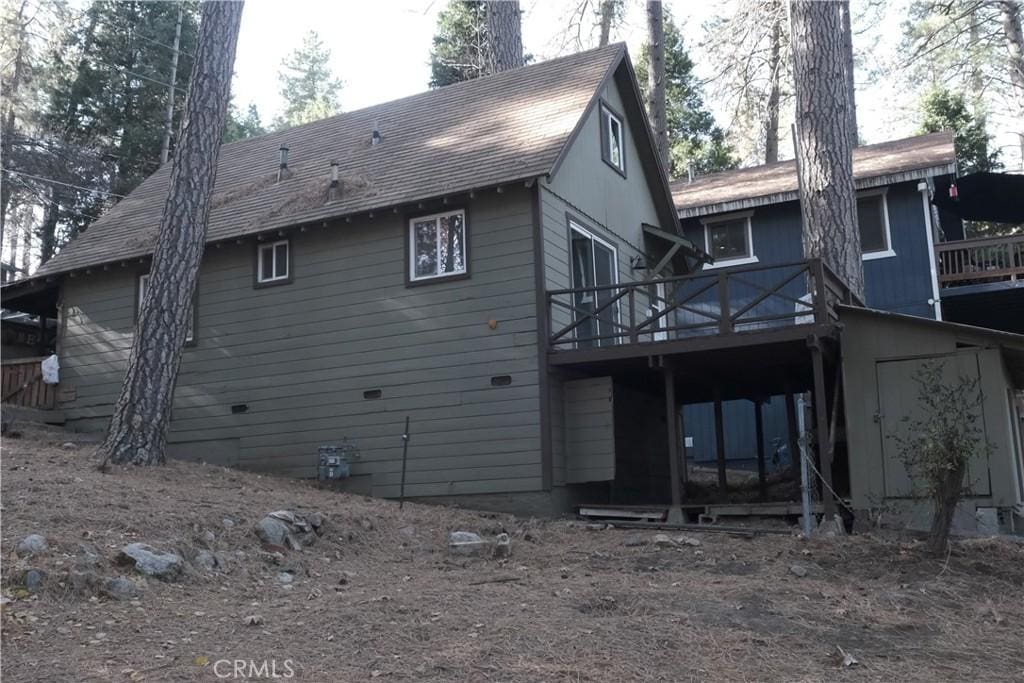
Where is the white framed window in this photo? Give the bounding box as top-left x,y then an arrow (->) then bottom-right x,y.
600,103 -> 625,175
409,209 -> 467,282
138,273 -> 194,343
257,239 -> 290,284
857,188 -> 896,260
701,211 -> 758,269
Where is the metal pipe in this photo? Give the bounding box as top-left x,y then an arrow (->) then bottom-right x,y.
399,416 -> 410,509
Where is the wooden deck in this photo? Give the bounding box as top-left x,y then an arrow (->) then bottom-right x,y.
936,234 -> 1024,288
546,258 -> 857,364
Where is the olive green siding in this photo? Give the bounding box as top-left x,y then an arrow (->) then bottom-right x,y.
540,75 -> 671,488
57,188 -> 544,498
841,309 -> 1024,510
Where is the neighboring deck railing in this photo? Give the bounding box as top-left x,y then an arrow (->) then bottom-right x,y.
547,258 -> 857,351
1,356 -> 56,409
936,234 -> 1024,287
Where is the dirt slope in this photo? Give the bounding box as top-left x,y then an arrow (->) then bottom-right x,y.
2,422 -> 1023,682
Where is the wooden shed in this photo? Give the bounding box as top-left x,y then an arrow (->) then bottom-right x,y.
839,306 -> 1024,527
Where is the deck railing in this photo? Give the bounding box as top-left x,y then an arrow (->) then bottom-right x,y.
936,234 -> 1024,286
547,258 -> 857,351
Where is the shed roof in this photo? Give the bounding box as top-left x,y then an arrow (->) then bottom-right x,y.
672,132 -> 956,218
31,44 -> 629,278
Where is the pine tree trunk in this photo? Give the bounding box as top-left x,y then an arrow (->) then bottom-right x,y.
646,1 -> 669,171
38,187 -> 61,264
98,0 -> 244,467
789,0 -> 864,301
765,11 -> 782,164
0,0 -> 28,252
999,0 -> 1024,164
485,1 -> 523,73
599,0 -> 616,46
839,0 -> 856,146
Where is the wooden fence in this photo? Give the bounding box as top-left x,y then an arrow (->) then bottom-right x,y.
1,357 -> 56,409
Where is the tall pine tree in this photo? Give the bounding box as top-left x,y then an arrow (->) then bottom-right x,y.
635,7 -> 737,178
274,31 -> 342,129
429,1 -> 489,88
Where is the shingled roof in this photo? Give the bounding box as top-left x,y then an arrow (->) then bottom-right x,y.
33,43 -> 629,278
671,132 -> 956,218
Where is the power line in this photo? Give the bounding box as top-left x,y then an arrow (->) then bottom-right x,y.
6,175 -> 103,225
1,168 -> 125,198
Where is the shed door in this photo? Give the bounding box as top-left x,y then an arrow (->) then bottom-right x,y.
565,376 -> 615,483
877,353 -> 991,498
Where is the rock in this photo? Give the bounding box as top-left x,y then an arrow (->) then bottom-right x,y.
194,550 -> 217,572
222,518 -> 236,530
201,530 -> 216,545
103,576 -> 141,601
62,441 -> 78,450
69,568 -> 100,596
675,535 -> 702,547
493,533 -> 512,559
789,564 -> 808,578
623,535 -> 647,547
76,543 -> 101,567
652,534 -> 676,548
448,531 -> 488,557
16,534 -> 48,557
255,510 -> 323,551
117,543 -> 184,580
23,569 -> 46,594
277,571 -> 294,585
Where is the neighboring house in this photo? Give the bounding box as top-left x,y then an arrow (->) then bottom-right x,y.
668,134 -> 956,470
0,45 -> 696,514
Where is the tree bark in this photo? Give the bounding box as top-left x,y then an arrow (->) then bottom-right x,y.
789,0 -> 864,301
999,0 -> 1024,164
646,1 -> 669,170
839,0 -> 857,146
765,9 -> 783,164
38,187 -> 61,264
98,0 -> 244,467
598,0 -> 617,46
485,1 -> 523,73
927,458 -> 968,556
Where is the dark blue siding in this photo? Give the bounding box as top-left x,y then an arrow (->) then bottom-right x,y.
862,182 -> 936,318
678,181 -> 938,464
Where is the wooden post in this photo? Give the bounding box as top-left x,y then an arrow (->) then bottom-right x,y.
678,402 -> 689,485
664,367 -> 684,522
754,398 -> 767,500
713,385 -> 727,494
810,340 -> 836,516
784,384 -> 800,480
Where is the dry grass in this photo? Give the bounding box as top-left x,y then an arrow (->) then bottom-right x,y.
2,422 -> 1023,682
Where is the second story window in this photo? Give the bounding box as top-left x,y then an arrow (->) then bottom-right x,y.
857,190 -> 895,259
702,211 -> 757,268
257,239 -> 290,285
600,103 -> 625,175
409,209 -> 467,283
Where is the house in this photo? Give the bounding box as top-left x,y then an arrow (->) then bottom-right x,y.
0,44 -> 698,514
3,45 -> 1020,526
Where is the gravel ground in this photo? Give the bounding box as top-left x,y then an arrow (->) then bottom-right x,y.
2,422 -> 1023,682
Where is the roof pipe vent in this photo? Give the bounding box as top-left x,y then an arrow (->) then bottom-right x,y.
371,121 -> 382,146
328,160 -> 340,201
277,145 -> 290,182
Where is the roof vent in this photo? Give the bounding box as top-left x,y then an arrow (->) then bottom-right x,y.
277,145 -> 290,182
328,160 -> 340,201
371,121 -> 382,146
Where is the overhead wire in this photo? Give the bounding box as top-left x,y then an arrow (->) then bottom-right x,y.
1,168 -> 125,198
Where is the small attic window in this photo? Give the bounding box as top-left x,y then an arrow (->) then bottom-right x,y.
600,103 -> 625,176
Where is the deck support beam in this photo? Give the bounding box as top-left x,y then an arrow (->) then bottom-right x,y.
754,398 -> 767,501
783,384 -> 801,483
664,367 -> 684,524
713,385 -> 727,494
810,339 -> 836,517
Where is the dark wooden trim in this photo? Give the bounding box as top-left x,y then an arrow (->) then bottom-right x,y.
253,238 -> 294,289
713,385 -> 727,492
547,44 -> 626,180
810,338 -> 836,516
531,183 -> 553,491
754,399 -> 767,500
664,367 -> 683,508
403,205 -> 472,288
598,98 -> 628,178
784,384 -> 801,482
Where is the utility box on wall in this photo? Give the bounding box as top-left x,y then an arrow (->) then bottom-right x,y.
318,442 -> 358,480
